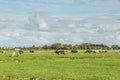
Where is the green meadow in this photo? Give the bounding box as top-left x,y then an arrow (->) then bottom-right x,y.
0,50 -> 120,80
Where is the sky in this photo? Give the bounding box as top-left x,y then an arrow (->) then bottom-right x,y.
0,0 -> 120,47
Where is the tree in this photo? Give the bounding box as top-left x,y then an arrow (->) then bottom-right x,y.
42,45 -> 50,49
68,44 -> 73,49
80,43 -> 91,49
72,45 -> 80,49
51,43 -> 61,49
61,44 -> 72,50
111,45 -> 120,50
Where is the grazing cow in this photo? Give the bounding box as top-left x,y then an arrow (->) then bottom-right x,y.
55,50 -> 66,55
71,50 -> 78,53
85,49 -> 107,53
93,50 -> 107,53
12,52 -> 16,57
93,50 -> 100,53
99,50 -> 107,53
29,49 -> 34,53
84,49 -> 93,53
18,50 -> 24,56
0,50 -> 3,53
115,50 -> 120,54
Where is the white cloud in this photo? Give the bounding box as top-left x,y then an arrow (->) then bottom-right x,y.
115,32 -> 120,41
38,18 -> 47,30
0,0 -> 120,46
68,23 -> 76,28
0,11 -> 120,46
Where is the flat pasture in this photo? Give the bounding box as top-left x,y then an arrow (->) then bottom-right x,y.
0,50 -> 120,80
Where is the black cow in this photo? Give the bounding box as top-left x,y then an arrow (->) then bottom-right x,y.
99,50 -> 107,53
29,50 -> 34,53
55,50 -> 66,55
84,49 -> 93,53
71,50 -> 78,53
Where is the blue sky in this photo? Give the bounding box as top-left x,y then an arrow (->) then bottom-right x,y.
0,0 -> 120,47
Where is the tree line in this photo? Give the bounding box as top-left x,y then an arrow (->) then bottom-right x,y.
1,43 -> 120,50
42,43 -> 120,50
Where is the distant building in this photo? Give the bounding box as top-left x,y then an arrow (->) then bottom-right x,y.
32,45 -> 42,50
2,46 -> 15,50
60,45 -> 70,50
14,47 -> 20,50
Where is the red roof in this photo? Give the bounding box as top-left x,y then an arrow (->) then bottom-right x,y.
32,45 -> 41,49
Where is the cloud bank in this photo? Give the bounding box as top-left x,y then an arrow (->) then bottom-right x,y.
0,0 -> 120,46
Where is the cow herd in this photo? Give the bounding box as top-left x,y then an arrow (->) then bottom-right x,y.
10,49 -> 80,56
55,49 -> 108,55
10,49 -> 109,56
11,50 -> 24,57
55,50 -> 78,55
84,49 -> 107,53
1,49 -> 120,56
55,50 -> 66,55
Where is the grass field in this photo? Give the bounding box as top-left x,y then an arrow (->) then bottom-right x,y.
0,50 -> 120,80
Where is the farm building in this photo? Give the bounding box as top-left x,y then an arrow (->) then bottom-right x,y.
32,45 -> 42,50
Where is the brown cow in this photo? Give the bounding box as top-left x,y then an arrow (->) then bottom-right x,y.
0,50 -> 3,53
